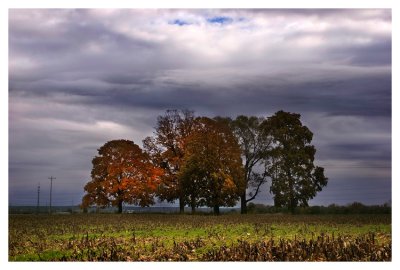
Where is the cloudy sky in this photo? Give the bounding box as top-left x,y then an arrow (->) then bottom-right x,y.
8,9 -> 391,207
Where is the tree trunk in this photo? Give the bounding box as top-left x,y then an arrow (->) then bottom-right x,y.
288,170 -> 295,214
213,205 -> 220,215
240,193 -> 247,214
179,196 -> 185,214
117,200 -> 123,214
289,203 -> 296,214
191,195 -> 196,214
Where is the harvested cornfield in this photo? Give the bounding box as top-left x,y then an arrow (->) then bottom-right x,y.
202,234 -> 391,261
9,213 -> 391,261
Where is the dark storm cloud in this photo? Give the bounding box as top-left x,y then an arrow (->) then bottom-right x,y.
10,67 -> 390,120
324,143 -> 391,162
8,9 -> 391,206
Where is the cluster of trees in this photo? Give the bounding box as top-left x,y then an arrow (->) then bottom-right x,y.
247,202 -> 391,215
81,110 -> 328,214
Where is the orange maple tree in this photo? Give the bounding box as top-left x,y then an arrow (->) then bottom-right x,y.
143,109 -> 197,213
81,140 -> 162,213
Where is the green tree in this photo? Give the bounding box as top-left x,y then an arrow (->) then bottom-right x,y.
266,111 -> 328,214
143,109 -> 197,213
81,140 -> 162,213
179,117 -> 245,215
229,115 -> 273,214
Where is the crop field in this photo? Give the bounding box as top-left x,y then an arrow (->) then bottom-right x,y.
9,213 -> 391,261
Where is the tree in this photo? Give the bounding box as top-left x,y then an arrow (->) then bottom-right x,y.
266,111 -> 328,214
81,140 -> 162,213
143,109 -> 197,213
229,115 -> 273,214
179,117 -> 245,215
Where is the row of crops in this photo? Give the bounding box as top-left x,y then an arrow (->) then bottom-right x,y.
8,213 -> 391,261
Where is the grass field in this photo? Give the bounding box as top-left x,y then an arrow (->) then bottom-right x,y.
9,213 -> 391,261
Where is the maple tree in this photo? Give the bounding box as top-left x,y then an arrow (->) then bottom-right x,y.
143,109 -> 197,213
179,117 -> 245,215
81,140 -> 162,213
266,111 -> 328,214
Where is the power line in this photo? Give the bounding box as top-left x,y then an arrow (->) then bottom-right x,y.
36,183 -> 40,214
49,176 -> 56,214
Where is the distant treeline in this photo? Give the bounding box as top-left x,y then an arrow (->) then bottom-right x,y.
247,202 -> 391,215
9,202 -> 391,215
9,205 -> 80,214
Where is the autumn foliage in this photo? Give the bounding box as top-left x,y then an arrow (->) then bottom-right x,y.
143,109 -> 198,213
82,140 -> 162,213
179,117 -> 245,214
81,110 -> 327,214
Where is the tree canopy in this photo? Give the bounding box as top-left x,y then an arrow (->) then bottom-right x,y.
228,115 -> 273,214
81,140 -> 162,213
266,111 -> 328,213
143,109 -> 197,213
81,110 -> 328,214
179,117 -> 245,214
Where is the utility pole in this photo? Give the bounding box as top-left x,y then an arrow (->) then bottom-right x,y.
36,183 -> 40,214
49,176 -> 56,214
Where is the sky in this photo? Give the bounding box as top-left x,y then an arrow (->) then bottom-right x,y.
8,8 -> 392,207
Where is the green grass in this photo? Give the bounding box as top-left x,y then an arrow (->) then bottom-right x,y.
9,213 -> 391,261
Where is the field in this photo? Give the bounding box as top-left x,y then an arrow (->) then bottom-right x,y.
9,213 -> 391,261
